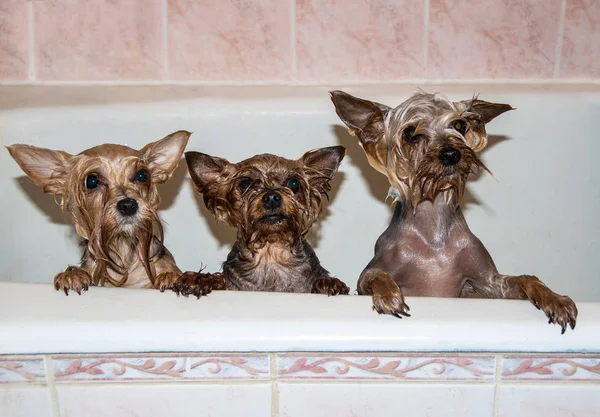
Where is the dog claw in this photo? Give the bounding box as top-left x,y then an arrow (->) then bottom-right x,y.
311,278 -> 349,296
54,267 -> 91,296
522,278 -> 578,333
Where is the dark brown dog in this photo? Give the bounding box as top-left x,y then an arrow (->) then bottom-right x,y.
330,90 -> 577,333
7,131 -> 192,294
173,147 -> 350,297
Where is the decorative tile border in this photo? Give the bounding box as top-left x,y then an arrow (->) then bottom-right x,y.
0,357 -> 47,384
501,356 -> 600,381
52,354 -> 269,382
277,354 -> 496,381
4,353 -> 600,385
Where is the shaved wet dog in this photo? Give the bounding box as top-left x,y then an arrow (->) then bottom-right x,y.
331,90 -> 577,333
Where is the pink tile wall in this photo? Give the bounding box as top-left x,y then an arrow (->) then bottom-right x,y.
0,0 -> 29,80
0,0 -> 598,82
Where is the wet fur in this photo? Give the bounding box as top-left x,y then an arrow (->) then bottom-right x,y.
330,90 -> 577,333
176,148 -> 349,296
7,131 -> 191,294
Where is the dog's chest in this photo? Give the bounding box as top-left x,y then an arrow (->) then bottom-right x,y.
225,245 -> 315,293
375,212 -> 477,297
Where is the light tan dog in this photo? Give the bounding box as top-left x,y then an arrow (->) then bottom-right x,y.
8,130 -> 191,295
331,90 -> 577,333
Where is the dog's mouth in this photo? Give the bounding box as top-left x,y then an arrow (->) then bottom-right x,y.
258,214 -> 287,225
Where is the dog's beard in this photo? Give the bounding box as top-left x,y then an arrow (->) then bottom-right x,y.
407,144 -> 491,209
237,193 -> 321,251
87,203 -> 163,287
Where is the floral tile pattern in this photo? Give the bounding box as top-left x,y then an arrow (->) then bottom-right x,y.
0,357 -> 46,384
502,356 -> 600,381
52,354 -> 269,382
278,354 -> 496,380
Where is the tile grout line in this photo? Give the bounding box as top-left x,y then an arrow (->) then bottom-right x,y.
162,0 -> 169,81
493,355 -> 502,417
270,353 -> 279,417
27,0 -> 35,81
44,355 -> 60,417
422,0 -> 430,77
290,0 -> 297,81
553,0 -> 567,78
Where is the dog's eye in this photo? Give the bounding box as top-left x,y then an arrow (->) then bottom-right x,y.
238,178 -> 252,192
134,169 -> 149,182
287,178 -> 301,193
85,174 -> 100,189
453,120 -> 467,135
403,126 -> 421,143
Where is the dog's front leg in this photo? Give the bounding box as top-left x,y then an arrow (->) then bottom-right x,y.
54,266 -> 92,295
311,277 -> 350,296
155,270 -> 181,292
464,243 -> 577,333
172,271 -> 228,299
483,274 -> 577,333
358,267 -> 411,318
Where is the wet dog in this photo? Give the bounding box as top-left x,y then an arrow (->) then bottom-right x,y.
173,146 -> 350,297
331,90 -> 577,333
8,130 -> 191,294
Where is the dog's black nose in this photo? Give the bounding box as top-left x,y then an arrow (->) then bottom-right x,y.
438,148 -> 461,166
262,192 -> 282,211
117,198 -> 138,216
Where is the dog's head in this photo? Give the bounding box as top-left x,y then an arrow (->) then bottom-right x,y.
186,146 -> 345,247
330,90 -> 513,207
7,130 -> 190,279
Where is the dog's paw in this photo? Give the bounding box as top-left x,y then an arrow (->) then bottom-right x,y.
521,276 -> 578,334
54,266 -> 92,296
155,272 -> 181,292
372,289 -> 411,318
172,272 -> 226,299
312,278 -> 350,296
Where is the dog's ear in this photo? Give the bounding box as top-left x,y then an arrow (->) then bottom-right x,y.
301,146 -> 345,191
456,99 -> 514,124
141,130 -> 191,183
330,90 -> 390,145
455,99 -> 514,152
185,151 -> 231,195
7,144 -> 72,195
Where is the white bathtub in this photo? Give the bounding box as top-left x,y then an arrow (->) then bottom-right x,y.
1,84 -> 599,417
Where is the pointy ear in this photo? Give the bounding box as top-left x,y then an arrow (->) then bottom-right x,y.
141,130 -> 191,184
185,151 -> 231,195
329,90 -> 390,145
300,146 -> 345,191
455,99 -> 514,152
456,99 -> 514,124
7,144 -> 72,195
